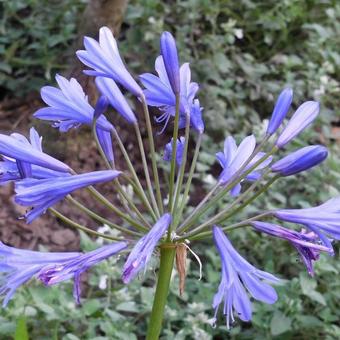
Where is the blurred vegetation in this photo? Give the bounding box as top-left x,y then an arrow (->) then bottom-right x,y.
0,0 -> 340,339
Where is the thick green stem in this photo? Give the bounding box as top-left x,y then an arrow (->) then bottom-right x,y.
146,244 -> 176,340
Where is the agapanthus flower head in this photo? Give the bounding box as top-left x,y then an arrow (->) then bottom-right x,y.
34,74 -> 113,132
140,56 -> 199,133
251,221 -> 333,276
163,137 -> 185,166
15,170 -> 121,223
276,101 -> 319,148
267,88 -> 293,135
160,31 -> 180,94
212,226 -> 279,328
76,26 -> 142,97
122,213 -> 171,284
216,135 -> 272,194
0,128 -> 70,174
274,197 -> 340,253
271,145 -> 328,176
95,77 -> 137,124
39,242 -> 127,304
0,241 -> 80,307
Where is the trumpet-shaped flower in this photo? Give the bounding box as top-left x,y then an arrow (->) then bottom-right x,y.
251,221 -> 333,275
272,145 -> 328,176
76,26 -> 142,97
39,242 -> 127,304
212,226 -> 279,328
267,88 -> 293,135
95,77 -> 137,124
93,95 -> 109,120
140,56 -> 199,133
96,128 -> 114,163
34,74 -> 113,132
0,128 -> 70,174
216,135 -> 272,194
276,101 -> 319,148
0,241 -> 126,307
15,170 -> 121,223
274,197 -> 340,253
160,31 -> 180,94
163,137 -> 185,166
122,213 -> 171,284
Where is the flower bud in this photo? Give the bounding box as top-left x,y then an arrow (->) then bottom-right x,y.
266,88 -> 293,135
160,31 -> 180,94
271,145 -> 328,176
276,101 -> 319,148
94,95 -> 109,120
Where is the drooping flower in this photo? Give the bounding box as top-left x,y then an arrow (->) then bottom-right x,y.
95,77 -> 137,124
0,241 -> 127,307
163,137 -> 185,166
122,213 -> 171,284
276,101 -> 319,148
212,226 -> 279,328
271,145 -> 328,176
216,135 -> 272,194
266,88 -> 293,135
96,128 -> 114,163
160,31 -> 180,94
251,221 -> 333,276
39,242 -> 127,304
0,128 -> 70,173
274,197 -> 340,252
76,26 -> 142,97
0,128 -> 70,185
14,170 -> 121,223
0,241 -> 80,307
34,74 -> 113,132
139,56 -> 199,133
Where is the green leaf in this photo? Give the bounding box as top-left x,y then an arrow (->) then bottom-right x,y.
270,312 -> 292,336
14,315 -> 29,340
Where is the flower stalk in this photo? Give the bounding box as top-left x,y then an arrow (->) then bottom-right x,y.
146,244 -> 176,340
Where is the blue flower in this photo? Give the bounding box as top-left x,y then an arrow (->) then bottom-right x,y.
163,137 -> 185,166
95,77 -> 137,124
160,31 -> 180,94
251,221 -> 333,276
274,197 -> 340,253
271,145 -> 328,176
184,98 -> 204,134
76,26 -> 142,97
0,241 -> 80,307
216,136 -> 272,194
122,213 -> 171,284
0,241 -> 127,306
267,88 -> 293,135
14,170 -> 121,223
96,128 -> 114,163
276,101 -> 319,148
0,128 -> 70,174
0,128 -> 70,185
139,56 -> 199,133
39,242 -> 127,304
212,226 -> 279,328
34,74 -> 113,132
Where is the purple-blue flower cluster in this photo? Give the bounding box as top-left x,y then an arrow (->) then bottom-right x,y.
0,26 -> 337,335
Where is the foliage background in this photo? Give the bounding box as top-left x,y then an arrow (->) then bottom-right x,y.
0,0 -> 339,339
